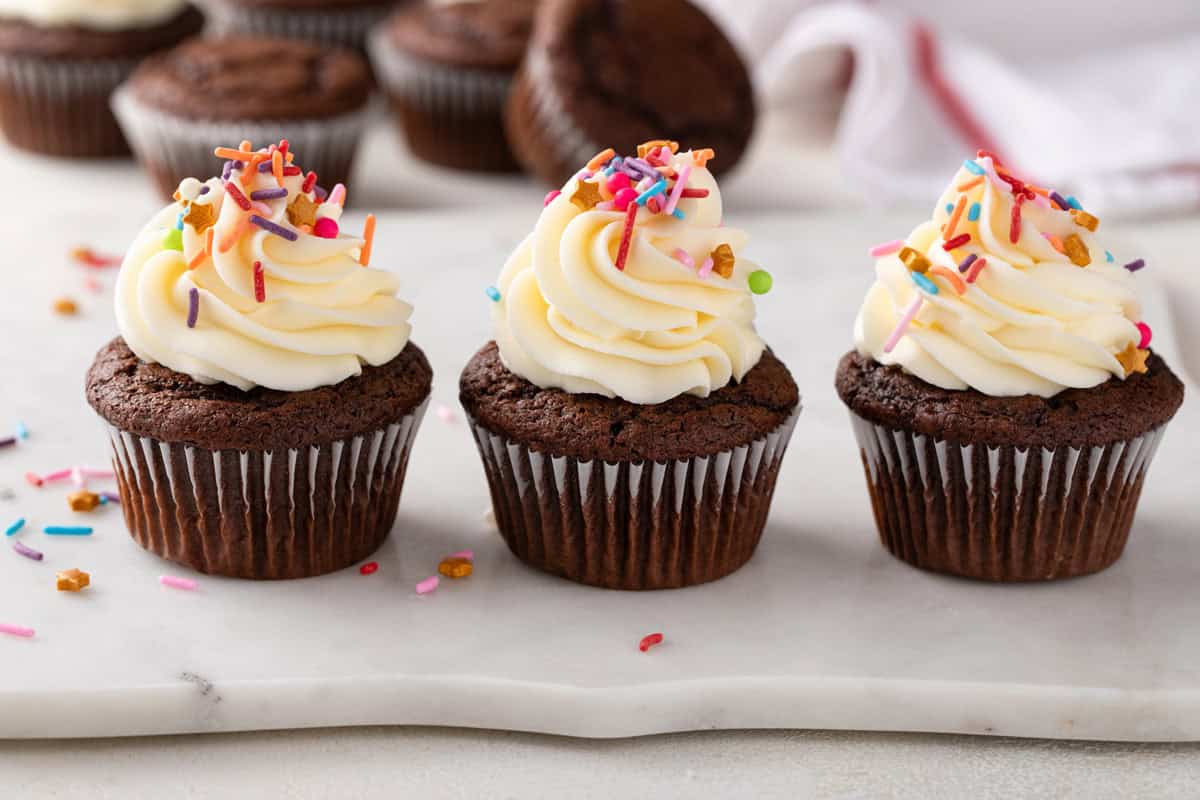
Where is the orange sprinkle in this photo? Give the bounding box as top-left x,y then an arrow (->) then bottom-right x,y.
1046,234 -> 1065,253
239,140 -> 252,152
187,229 -> 214,270
955,176 -> 984,192
272,150 -> 284,187
187,248 -> 206,270
218,219 -> 248,253
585,147 -> 615,172
359,214 -> 376,266
214,147 -> 255,162
241,153 -> 266,188
691,148 -> 715,168
1027,185 -> 1050,197
944,195 -> 968,240
929,265 -> 967,295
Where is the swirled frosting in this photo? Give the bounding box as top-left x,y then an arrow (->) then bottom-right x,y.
0,0 -> 187,29
116,143 -> 412,392
492,147 -> 767,405
855,156 -> 1147,398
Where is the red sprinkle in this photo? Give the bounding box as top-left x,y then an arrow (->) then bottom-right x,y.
224,181 -> 251,211
615,203 -> 637,271
278,138 -> 289,155
282,165 -> 302,177
998,172 -> 1025,194
302,171 -> 317,194
24,471 -> 43,487
679,188 -> 710,198
942,233 -> 971,250
359,561 -> 379,576
976,148 -> 1005,169
1009,197 -> 1023,244
253,260 -> 265,303
639,633 -> 664,653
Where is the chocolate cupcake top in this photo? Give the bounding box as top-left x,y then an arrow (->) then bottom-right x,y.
129,36 -> 371,122
0,0 -> 188,30
856,153 -> 1155,398
0,2 -> 203,58
385,0 -> 538,71
115,140 -> 412,392
491,142 -> 775,405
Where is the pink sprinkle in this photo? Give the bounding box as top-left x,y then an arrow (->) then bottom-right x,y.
33,468 -> 72,486
71,467 -> 86,488
313,217 -> 339,239
0,623 -> 35,638
543,190 -> 561,207
80,467 -> 114,478
663,163 -> 692,216
883,295 -> 925,354
415,576 -> 439,595
1137,321 -> 1153,349
595,201 -> 616,211
868,240 -> 904,257
328,184 -> 347,207
448,550 -> 474,561
1030,192 -> 1051,209
159,575 -> 198,591
251,201 -> 273,217
698,257 -> 715,278
436,405 -> 456,423
83,275 -> 103,293
612,188 -> 638,211
673,248 -> 695,268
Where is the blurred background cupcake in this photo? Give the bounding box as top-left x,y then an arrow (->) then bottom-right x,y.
0,0 -> 204,157
369,0 -> 537,172
200,0 -> 403,55
113,36 -> 372,200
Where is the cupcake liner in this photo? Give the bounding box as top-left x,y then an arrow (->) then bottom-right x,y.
848,412 -> 1169,581
112,85 -> 369,199
103,399 -> 428,580
367,27 -> 519,172
468,411 -> 800,590
0,53 -> 134,157
204,1 -> 394,52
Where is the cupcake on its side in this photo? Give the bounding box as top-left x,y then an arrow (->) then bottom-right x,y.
86,140 -> 431,579
369,0 -> 537,172
461,143 -> 799,590
837,154 -> 1184,582
0,0 -> 204,157
114,36 -> 371,200
202,0 -> 400,54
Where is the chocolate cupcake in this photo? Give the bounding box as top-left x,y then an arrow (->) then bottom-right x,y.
202,0 -> 400,54
0,1 -> 203,157
505,0 -> 756,188
86,141 -> 430,579
460,143 -> 799,590
113,36 -> 371,200
369,0 -> 537,172
838,154 -> 1185,582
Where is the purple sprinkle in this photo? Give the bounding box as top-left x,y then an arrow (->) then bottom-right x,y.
12,540 -> 42,561
0,436 -> 15,449
1049,191 -> 1070,210
199,186 -> 211,195
624,157 -> 660,180
100,491 -> 121,505
250,188 -> 288,201
957,253 -> 978,274
258,161 -> 275,173
313,185 -> 328,201
187,288 -> 199,329
249,215 -> 299,242
1123,258 -> 1146,272
222,160 -> 235,181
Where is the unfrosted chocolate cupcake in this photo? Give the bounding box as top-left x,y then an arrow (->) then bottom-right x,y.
461,143 -> 799,590
202,0 -> 401,54
0,1 -> 203,157
838,154 -> 1185,582
86,141 -> 430,579
369,0 -> 537,171
114,36 -> 371,199
505,0 -> 756,188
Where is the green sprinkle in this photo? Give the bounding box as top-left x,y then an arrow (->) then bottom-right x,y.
748,270 -> 773,295
163,228 -> 183,252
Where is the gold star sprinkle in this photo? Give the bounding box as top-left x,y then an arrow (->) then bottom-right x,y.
570,179 -> 604,211
56,568 -> 90,592
637,139 -> 679,159
1063,233 -> 1091,267
711,243 -> 736,279
1116,343 -> 1149,376
438,557 -> 473,579
287,194 -> 320,228
67,491 -> 100,512
898,246 -> 931,274
1070,209 -> 1099,232
183,201 -> 217,235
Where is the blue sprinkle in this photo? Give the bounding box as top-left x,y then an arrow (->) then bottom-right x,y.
5,517 -> 24,536
911,271 -> 939,295
1105,250 -> 1114,263
963,160 -> 985,175
485,286 -> 501,303
44,526 -> 93,536
1066,195 -> 1082,210
99,495 -> 108,505
635,179 -> 668,206
14,421 -> 28,440
175,213 -> 184,231
672,209 -> 685,220
603,167 -> 616,177
967,202 -> 981,222
945,203 -> 955,214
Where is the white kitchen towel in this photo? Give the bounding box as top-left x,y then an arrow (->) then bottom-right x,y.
698,0 -> 1200,217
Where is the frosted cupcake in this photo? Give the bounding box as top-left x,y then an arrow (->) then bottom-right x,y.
86,140 -> 430,579
460,143 -> 800,590
837,153 -> 1184,581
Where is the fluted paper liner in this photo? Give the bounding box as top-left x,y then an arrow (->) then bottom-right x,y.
0,53 -> 133,156
205,2 -> 393,53
849,411 -> 1168,581
368,27 -> 518,171
469,411 -> 799,590
104,399 -> 428,579
112,85 -> 368,199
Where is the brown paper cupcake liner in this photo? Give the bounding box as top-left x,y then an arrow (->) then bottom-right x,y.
367,27 -> 519,172
848,412 -> 1169,582
103,398 -> 428,580
204,1 -> 394,52
0,53 -> 133,157
112,85 -> 368,199
468,411 -> 799,590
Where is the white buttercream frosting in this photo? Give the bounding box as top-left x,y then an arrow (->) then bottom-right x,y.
0,0 -> 187,30
855,158 -> 1144,398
